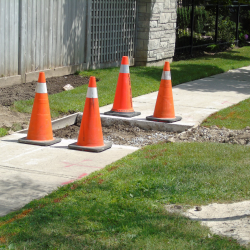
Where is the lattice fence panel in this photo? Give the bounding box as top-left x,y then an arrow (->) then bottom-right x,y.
91,0 -> 136,65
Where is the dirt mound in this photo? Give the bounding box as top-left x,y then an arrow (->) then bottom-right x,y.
0,74 -> 89,106
53,123 -> 179,148
0,74 -> 89,130
53,123 -> 250,148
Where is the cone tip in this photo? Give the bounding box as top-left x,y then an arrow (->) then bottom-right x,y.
38,72 -> 46,83
121,56 -> 129,65
163,61 -> 170,72
88,76 -> 96,87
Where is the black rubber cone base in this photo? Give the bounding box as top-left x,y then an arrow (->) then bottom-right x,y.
146,115 -> 182,123
104,110 -> 141,117
18,137 -> 61,146
68,141 -> 112,153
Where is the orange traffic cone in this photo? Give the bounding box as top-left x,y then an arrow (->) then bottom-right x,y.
146,62 -> 182,123
104,56 -> 141,117
68,76 -> 112,152
18,72 -> 61,146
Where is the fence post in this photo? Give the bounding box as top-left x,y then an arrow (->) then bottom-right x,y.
215,2 -> 219,44
190,0 -> 195,54
236,4 -> 240,46
85,0 -> 92,69
18,0 -> 27,83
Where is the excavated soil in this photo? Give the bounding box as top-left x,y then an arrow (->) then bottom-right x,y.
0,74 -> 89,128
53,123 -> 179,148
53,123 -> 250,148
0,74 -> 89,106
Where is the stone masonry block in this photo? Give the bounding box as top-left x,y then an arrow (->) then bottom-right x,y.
138,21 -> 150,28
170,0 -> 177,8
151,14 -> 160,21
160,13 -> 171,23
148,39 -> 160,50
146,3 -> 152,13
156,52 -> 164,60
160,42 -> 168,48
151,3 -> 164,14
172,12 -> 177,20
164,1 -> 170,8
137,31 -> 149,40
135,50 -> 148,60
138,13 -> 151,20
150,31 -> 165,39
148,51 -> 155,58
137,40 -> 148,50
138,4 -> 147,13
150,21 -> 158,28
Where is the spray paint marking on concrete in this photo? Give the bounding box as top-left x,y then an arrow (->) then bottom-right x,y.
61,173 -> 88,185
221,101 -> 236,105
62,159 -> 93,168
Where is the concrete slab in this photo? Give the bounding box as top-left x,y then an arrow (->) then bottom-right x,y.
0,133 -> 138,216
1,65 -> 250,218
100,71 -> 250,129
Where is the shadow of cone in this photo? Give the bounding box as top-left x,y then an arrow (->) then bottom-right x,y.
146,62 -> 182,123
104,56 -> 141,117
68,76 -> 112,152
18,72 -> 61,146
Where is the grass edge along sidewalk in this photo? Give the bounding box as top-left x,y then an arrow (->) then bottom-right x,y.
13,46 -> 250,118
0,47 -> 250,249
0,142 -> 250,249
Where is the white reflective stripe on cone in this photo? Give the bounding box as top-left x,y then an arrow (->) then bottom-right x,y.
35,82 -> 48,93
87,87 -> 98,98
161,71 -> 171,80
120,64 -> 130,73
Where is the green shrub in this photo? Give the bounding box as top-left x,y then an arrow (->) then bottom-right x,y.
177,7 -> 191,29
217,16 -> 236,44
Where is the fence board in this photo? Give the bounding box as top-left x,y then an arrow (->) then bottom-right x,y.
0,0 -> 19,77
0,0 -> 136,81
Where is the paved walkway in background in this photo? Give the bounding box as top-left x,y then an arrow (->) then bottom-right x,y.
1,65 -> 250,217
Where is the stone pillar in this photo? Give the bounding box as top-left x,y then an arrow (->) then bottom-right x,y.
135,0 -> 177,66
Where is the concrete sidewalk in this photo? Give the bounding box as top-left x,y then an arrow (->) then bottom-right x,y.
100,66 -> 250,131
1,65 -> 250,217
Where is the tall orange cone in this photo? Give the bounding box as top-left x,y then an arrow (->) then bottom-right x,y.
146,62 -> 182,123
18,72 -> 61,146
68,76 -> 112,152
104,56 -> 141,117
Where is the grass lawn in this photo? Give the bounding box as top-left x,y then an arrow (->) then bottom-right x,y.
13,46 -> 250,118
0,142 -> 249,249
0,128 -> 8,137
0,46 -> 250,249
202,98 -> 250,129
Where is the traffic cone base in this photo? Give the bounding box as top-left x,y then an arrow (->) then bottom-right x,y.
68,141 -> 112,153
18,137 -> 61,146
146,115 -> 182,123
146,61 -> 182,123
69,76 -> 112,153
105,56 -> 140,117
18,72 -> 61,146
104,110 -> 141,117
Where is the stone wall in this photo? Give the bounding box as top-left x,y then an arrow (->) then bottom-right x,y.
135,0 -> 177,66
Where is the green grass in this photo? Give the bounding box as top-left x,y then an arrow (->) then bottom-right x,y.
13,46 -> 250,118
1,46 -> 250,248
0,127 -> 8,137
0,124 -> 23,138
202,98 -> 250,129
0,142 -> 249,249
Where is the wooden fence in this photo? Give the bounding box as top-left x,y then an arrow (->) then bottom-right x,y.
0,0 -> 136,84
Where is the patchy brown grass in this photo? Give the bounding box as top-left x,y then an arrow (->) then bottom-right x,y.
0,209 -> 33,227
53,193 -> 69,203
